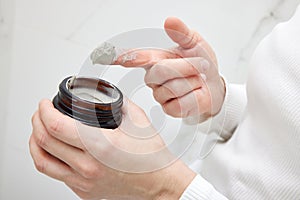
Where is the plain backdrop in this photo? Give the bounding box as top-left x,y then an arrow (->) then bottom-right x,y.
1,0 -> 300,199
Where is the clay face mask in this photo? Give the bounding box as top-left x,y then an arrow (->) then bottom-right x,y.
90,42 -> 117,65
69,86 -> 120,104
90,42 -> 138,65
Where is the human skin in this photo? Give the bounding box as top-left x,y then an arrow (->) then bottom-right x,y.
30,99 -> 196,199
29,17 -> 225,199
114,17 -> 225,119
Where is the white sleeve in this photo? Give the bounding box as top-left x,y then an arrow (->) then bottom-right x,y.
209,81 -> 247,141
180,175 -> 228,200
183,79 -> 247,141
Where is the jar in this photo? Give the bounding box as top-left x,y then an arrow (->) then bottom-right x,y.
53,76 -> 123,129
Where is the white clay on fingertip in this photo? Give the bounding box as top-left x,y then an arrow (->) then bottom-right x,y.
90,42 -> 117,65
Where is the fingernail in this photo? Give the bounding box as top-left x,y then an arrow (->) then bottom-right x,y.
200,59 -> 210,71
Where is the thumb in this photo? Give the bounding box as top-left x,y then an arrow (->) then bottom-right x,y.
164,17 -> 201,49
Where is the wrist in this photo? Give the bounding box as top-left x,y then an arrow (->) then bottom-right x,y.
153,160 -> 196,200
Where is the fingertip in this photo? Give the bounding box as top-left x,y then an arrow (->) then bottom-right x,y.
164,17 -> 186,31
164,17 -> 199,49
38,98 -> 64,127
38,99 -> 54,111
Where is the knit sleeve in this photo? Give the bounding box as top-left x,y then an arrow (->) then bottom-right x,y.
183,78 -> 247,141
179,175 -> 228,200
209,79 -> 247,141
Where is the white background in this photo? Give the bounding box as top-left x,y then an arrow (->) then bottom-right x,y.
0,0 -> 299,199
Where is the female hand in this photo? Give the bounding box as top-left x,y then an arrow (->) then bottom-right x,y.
114,17 -> 225,120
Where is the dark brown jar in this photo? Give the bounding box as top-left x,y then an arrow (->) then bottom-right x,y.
53,76 -> 123,129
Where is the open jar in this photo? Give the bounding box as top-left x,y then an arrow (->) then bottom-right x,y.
53,76 -> 123,129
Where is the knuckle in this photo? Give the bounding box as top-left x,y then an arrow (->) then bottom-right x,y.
157,59 -> 169,66
49,118 -> 63,135
79,181 -> 94,192
186,63 -> 198,75
167,81 -> 180,96
152,62 -> 168,80
186,30 -> 199,48
79,162 -> 100,179
152,89 -> 163,103
37,131 -> 48,148
66,177 -> 94,192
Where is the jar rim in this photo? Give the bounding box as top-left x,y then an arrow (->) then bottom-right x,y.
53,76 -> 123,129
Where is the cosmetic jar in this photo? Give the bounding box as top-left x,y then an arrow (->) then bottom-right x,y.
53,76 -> 123,129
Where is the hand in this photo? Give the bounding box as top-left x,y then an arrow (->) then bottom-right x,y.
29,99 -> 195,200
114,17 -> 225,120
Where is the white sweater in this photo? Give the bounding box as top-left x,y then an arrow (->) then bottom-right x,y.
180,5 -> 300,200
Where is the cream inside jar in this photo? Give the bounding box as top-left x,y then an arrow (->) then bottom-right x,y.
53,76 -> 123,129
67,77 -> 120,104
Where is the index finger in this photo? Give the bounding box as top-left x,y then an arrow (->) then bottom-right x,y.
113,48 -> 181,68
113,17 -> 199,68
